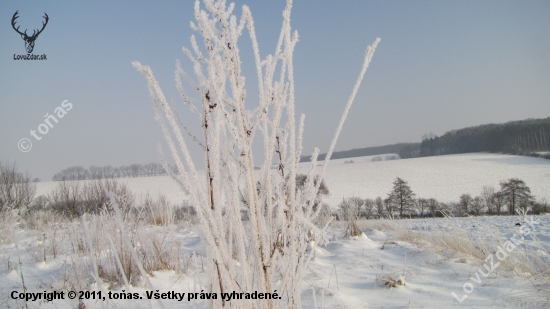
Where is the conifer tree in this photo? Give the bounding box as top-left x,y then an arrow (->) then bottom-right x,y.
387,177 -> 415,217
499,178 -> 533,214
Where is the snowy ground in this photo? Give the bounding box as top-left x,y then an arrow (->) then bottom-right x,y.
4,152 -> 549,308
1,214 -> 549,309
35,152 -> 550,207
313,153 -> 550,207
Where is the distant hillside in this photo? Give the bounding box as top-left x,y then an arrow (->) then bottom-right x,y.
420,117 -> 550,157
300,117 -> 550,163
299,142 -> 420,162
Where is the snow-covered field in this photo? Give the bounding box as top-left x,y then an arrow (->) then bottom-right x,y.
35,152 -> 550,207
4,152 -> 549,308
313,152 -> 550,206
2,214 -> 549,308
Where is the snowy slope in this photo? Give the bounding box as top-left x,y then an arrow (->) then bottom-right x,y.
35,153 -> 550,208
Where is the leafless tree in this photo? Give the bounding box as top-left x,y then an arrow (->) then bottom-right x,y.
416,198 -> 428,217
374,196 -> 385,218
89,165 -> 103,179
442,202 -> 454,214
0,161 -> 36,213
363,198 -> 375,219
129,164 -> 143,177
119,166 -> 131,178
70,166 -> 89,180
471,196 -> 484,215
459,194 -> 473,215
142,162 -> 165,176
113,167 -> 122,178
493,191 -> 506,214
383,196 -> 395,217
427,198 -> 439,217
52,166 -> 90,181
102,165 -> 117,178
481,186 -> 496,214
541,197 -> 548,213
532,197 -> 548,214
153,163 -> 167,175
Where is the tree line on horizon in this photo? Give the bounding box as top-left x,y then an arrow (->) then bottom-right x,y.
51,162 -> 172,181
332,177 -> 548,222
300,142 -> 421,162
420,117 -> 550,157
2,160 -> 548,223
50,118 -> 550,182
300,117 -> 550,163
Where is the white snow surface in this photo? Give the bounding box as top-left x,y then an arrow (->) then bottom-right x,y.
3,153 -> 549,308
2,215 -> 549,308
35,152 -> 550,207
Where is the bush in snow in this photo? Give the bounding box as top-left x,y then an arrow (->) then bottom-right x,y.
338,197 -> 365,237
0,161 -> 36,214
46,179 -> 134,218
133,0 -> 380,307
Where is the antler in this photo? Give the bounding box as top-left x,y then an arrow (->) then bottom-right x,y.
11,11 -> 25,36
11,11 -> 49,39
32,13 -> 49,38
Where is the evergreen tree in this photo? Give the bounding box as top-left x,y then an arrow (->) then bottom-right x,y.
387,177 -> 415,217
499,178 -> 533,214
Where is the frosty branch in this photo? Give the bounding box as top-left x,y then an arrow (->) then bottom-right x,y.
133,0 -> 379,307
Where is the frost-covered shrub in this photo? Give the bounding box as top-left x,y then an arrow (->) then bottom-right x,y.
23,209 -> 62,231
137,193 -> 175,225
338,197 -> 364,236
0,209 -> 19,244
47,179 -> 134,218
175,202 -> 197,223
133,0 -> 379,307
58,212 -> 191,289
0,161 -> 36,213
312,203 -> 333,227
29,195 -> 49,210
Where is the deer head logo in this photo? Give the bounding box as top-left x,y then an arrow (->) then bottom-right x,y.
11,11 -> 49,54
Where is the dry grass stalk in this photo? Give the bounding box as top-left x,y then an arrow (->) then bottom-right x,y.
377,274 -> 406,288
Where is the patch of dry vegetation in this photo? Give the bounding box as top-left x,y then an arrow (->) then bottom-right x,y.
362,215 -> 550,304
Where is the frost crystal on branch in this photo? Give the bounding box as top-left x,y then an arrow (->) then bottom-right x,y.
133,0 -> 379,307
